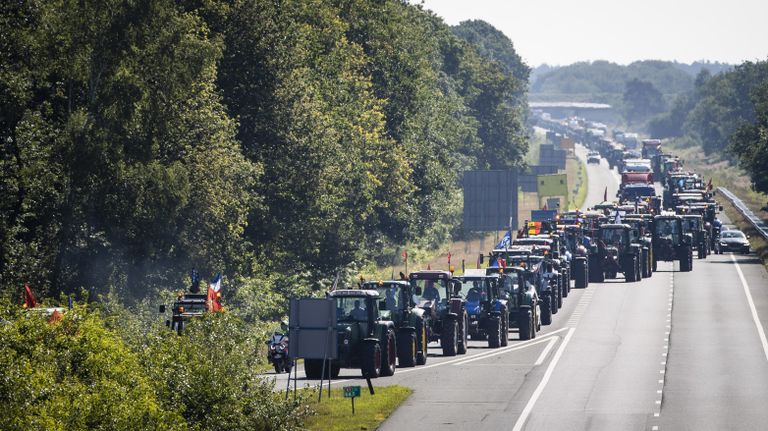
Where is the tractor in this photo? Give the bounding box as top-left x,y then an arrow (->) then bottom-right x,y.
409,270 -> 468,357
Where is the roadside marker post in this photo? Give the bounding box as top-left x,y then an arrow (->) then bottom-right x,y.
343,385 -> 361,414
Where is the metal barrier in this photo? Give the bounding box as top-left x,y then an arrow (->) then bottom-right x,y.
718,187 -> 768,240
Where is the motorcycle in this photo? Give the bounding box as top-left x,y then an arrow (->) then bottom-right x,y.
267,332 -> 292,374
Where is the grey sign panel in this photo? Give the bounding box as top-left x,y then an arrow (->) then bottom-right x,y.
519,166 -> 559,192
540,145 -> 566,169
289,298 -> 338,359
462,170 -> 518,231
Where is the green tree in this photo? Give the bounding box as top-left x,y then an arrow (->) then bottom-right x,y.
623,78 -> 665,125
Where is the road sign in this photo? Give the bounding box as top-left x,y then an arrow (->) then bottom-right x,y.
343,386 -> 361,398
343,385 -> 362,414
462,170 -> 518,231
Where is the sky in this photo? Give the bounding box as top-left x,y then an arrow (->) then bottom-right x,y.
419,0 -> 768,67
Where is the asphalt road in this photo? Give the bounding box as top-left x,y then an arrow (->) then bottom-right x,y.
270,147 -> 768,431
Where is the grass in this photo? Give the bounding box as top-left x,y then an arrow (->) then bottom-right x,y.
303,385 -> 412,431
566,154 -> 588,210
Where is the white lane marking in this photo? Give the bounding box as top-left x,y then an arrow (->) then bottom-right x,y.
730,253 -> 768,362
454,335 -> 558,366
511,327 -> 576,431
534,337 -> 558,366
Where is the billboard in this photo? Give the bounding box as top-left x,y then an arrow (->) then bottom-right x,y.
462,170 -> 518,232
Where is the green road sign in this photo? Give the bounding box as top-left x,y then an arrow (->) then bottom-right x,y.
343,386 -> 361,398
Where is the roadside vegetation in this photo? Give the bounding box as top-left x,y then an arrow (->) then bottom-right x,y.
0,1 -> 530,428
303,386 -> 412,431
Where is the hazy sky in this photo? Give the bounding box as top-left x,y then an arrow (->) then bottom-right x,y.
419,0 -> 768,67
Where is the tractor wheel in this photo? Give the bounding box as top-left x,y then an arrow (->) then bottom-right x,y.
574,260 -> 587,288
304,359 -> 326,379
500,311 -> 509,347
678,247 -> 690,272
698,244 -> 706,259
589,255 -> 604,282
274,364 -> 283,374
551,291 -> 560,314
652,256 -> 658,272
441,320 -> 458,356
635,256 -> 642,282
361,341 -> 382,378
457,313 -> 468,355
380,330 -> 397,377
488,317 -> 501,348
540,298 -> 553,325
518,309 -> 532,340
623,256 -> 635,283
562,272 -> 570,297
416,324 -> 428,365
397,330 -> 417,368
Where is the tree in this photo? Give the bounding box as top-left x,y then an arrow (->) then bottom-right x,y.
623,78 -> 665,125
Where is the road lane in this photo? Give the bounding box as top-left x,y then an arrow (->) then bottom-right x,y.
576,143 -> 621,211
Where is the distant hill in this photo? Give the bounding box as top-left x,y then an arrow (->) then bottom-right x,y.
529,60 -> 734,103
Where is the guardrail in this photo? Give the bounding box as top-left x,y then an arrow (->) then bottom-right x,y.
718,187 -> 768,240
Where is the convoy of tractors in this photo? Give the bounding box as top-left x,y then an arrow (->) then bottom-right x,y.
161,114 -> 737,381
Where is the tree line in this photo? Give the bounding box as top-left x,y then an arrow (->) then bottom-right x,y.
0,1 -> 529,307
648,60 -> 768,193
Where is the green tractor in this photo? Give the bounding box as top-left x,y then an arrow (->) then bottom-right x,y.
304,289 -> 397,379
595,224 -> 643,282
681,213 -> 709,259
160,293 -> 209,334
362,280 -> 428,366
492,266 -> 541,340
624,214 -> 654,279
409,270 -> 469,357
652,215 -> 693,272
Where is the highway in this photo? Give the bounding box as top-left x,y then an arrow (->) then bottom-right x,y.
271,149 -> 768,431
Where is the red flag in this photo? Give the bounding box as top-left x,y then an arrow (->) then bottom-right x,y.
476,254 -> 481,269
48,309 -> 63,324
498,257 -> 507,269
207,287 -> 222,312
542,201 -> 548,210
706,178 -> 713,192
402,250 -> 408,263
447,251 -> 452,265
603,186 -> 608,202
23,283 -> 37,309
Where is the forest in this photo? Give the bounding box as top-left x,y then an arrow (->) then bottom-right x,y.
0,1 -> 529,429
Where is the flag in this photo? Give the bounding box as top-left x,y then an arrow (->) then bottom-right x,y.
476,254 -> 481,269
542,201 -> 548,210
402,250 -> 408,262
207,273 -> 222,312
447,251 -> 452,265
23,283 -> 36,309
706,178 -> 713,192
603,186 -> 608,202
498,257 -> 507,269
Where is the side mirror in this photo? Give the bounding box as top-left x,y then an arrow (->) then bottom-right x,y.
478,253 -> 484,264
159,304 -> 166,313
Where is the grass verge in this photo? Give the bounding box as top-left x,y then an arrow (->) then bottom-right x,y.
566,154 -> 588,210
303,385 -> 412,431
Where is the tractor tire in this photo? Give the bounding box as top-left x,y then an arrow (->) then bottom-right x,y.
416,323 -> 428,366
441,320 -> 458,357
562,272 -> 570,297
518,309 -> 532,340
361,341 -> 382,378
304,359 -> 326,380
678,247 -> 690,272
574,259 -> 587,288
623,256 -> 636,283
488,317 -> 501,348
635,256 -> 642,282
274,364 -> 283,374
540,298 -> 553,325
457,313 -> 468,355
698,245 -> 706,259
589,255 -> 604,283
397,330 -> 417,368
500,311 -> 509,347
551,291 -> 560,314
380,330 -> 397,377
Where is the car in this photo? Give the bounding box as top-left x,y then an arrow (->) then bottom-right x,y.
587,151 -> 601,164
718,230 -> 750,254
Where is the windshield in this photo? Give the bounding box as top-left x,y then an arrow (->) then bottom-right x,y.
375,285 -> 402,317
335,297 -> 370,322
655,219 -> 680,236
501,272 -> 520,294
622,186 -> 655,199
600,228 -> 627,247
411,279 -> 448,303
721,231 -> 745,239
458,278 -> 491,302
683,218 -> 701,232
